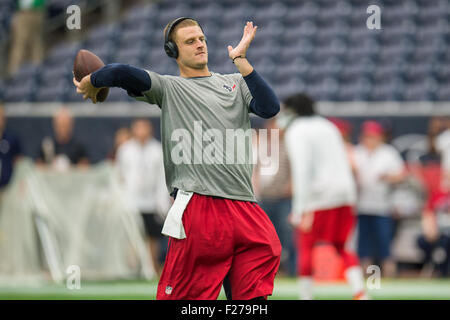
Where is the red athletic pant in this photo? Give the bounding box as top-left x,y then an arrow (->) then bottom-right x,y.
296,205 -> 359,276
157,193 -> 282,300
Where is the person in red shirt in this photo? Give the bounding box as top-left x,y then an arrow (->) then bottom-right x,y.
416,118 -> 450,277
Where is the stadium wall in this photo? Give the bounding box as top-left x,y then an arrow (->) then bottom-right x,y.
3,102 -> 449,163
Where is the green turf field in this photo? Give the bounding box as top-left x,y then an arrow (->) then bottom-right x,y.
0,277 -> 449,300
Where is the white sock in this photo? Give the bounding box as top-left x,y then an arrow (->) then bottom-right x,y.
344,266 -> 367,298
297,277 -> 314,300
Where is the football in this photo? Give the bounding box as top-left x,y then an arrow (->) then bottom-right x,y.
73,49 -> 109,102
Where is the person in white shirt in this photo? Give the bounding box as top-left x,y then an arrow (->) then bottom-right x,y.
283,93 -> 367,300
116,119 -> 170,274
436,126 -> 450,185
353,120 -> 406,277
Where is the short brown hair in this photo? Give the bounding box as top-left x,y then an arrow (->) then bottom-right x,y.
163,18 -> 201,43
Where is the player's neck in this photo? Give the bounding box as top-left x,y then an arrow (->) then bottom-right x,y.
179,65 -> 211,78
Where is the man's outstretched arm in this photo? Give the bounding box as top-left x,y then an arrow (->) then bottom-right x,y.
73,63 -> 151,103
244,70 -> 280,119
228,21 -> 280,119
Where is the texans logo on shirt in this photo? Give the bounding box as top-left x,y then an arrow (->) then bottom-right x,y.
223,84 -> 236,92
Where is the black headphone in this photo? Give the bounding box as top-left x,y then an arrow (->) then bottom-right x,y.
164,17 -> 205,59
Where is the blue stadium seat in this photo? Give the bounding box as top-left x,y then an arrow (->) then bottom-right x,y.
305,77 -> 339,101
40,63 -> 71,85
287,37 -> 316,56
122,3 -> 157,23
35,80 -> 68,102
66,84 -> 85,102
314,39 -> 347,61
221,3 -> 255,26
255,57 -> 276,84
247,42 -> 280,64
190,0 -> 214,7
105,87 -> 133,102
216,25 -> 246,48
84,23 -> 120,45
402,78 -> 437,101
192,3 -> 222,25
369,77 -> 404,101
82,39 -> 116,64
436,82 -> 450,101
307,58 -> 342,82
273,77 -> 307,101
337,78 -> 371,101
4,77 -> 36,102
272,62 -> 308,85
114,46 -> 144,66
45,41 -> 82,66
434,63 -> 450,82
253,2 -> 287,23
281,21 -> 317,44
4,0 -> 449,103
120,21 -> 152,41
154,4 -> 193,28
372,63 -> 404,82
403,64 -> 432,82
340,58 -> 375,81
346,37 -> 379,60
316,20 -> 350,42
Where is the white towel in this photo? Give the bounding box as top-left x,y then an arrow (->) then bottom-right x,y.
161,190 -> 193,239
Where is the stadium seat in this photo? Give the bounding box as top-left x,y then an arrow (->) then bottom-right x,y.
35,80 -> 68,102
253,2 -> 287,23
155,4 -> 193,28
84,23 -> 120,45
45,41 -> 82,66
339,58 -> 375,81
105,87 -> 133,102
306,77 -> 339,101
370,77 -> 404,101
122,3 -> 157,22
307,58 -> 342,82
273,77 -> 307,101
40,63 -> 71,85
401,77 -> 438,101
434,63 -> 450,82
192,3 -> 222,25
4,0 -> 449,103
337,77 -> 371,101
221,3 -> 255,26
4,77 -> 36,102
435,82 -> 450,100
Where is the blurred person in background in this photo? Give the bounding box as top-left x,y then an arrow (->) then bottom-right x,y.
0,103 -> 22,197
416,117 -> 450,277
417,173 -> 450,277
353,120 -> 406,277
283,93 -> 368,300
253,118 -> 295,276
36,107 -> 89,170
412,117 -> 447,201
329,117 -> 357,176
435,118 -> 450,186
107,127 -> 131,162
116,119 -> 169,275
8,0 -> 46,77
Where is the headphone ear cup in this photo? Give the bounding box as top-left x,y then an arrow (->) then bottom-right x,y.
164,40 -> 178,59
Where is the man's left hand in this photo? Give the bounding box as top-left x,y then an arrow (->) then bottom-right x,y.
227,21 -> 257,60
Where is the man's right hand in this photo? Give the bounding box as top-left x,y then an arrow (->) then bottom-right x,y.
73,74 -> 102,104
299,211 -> 314,233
